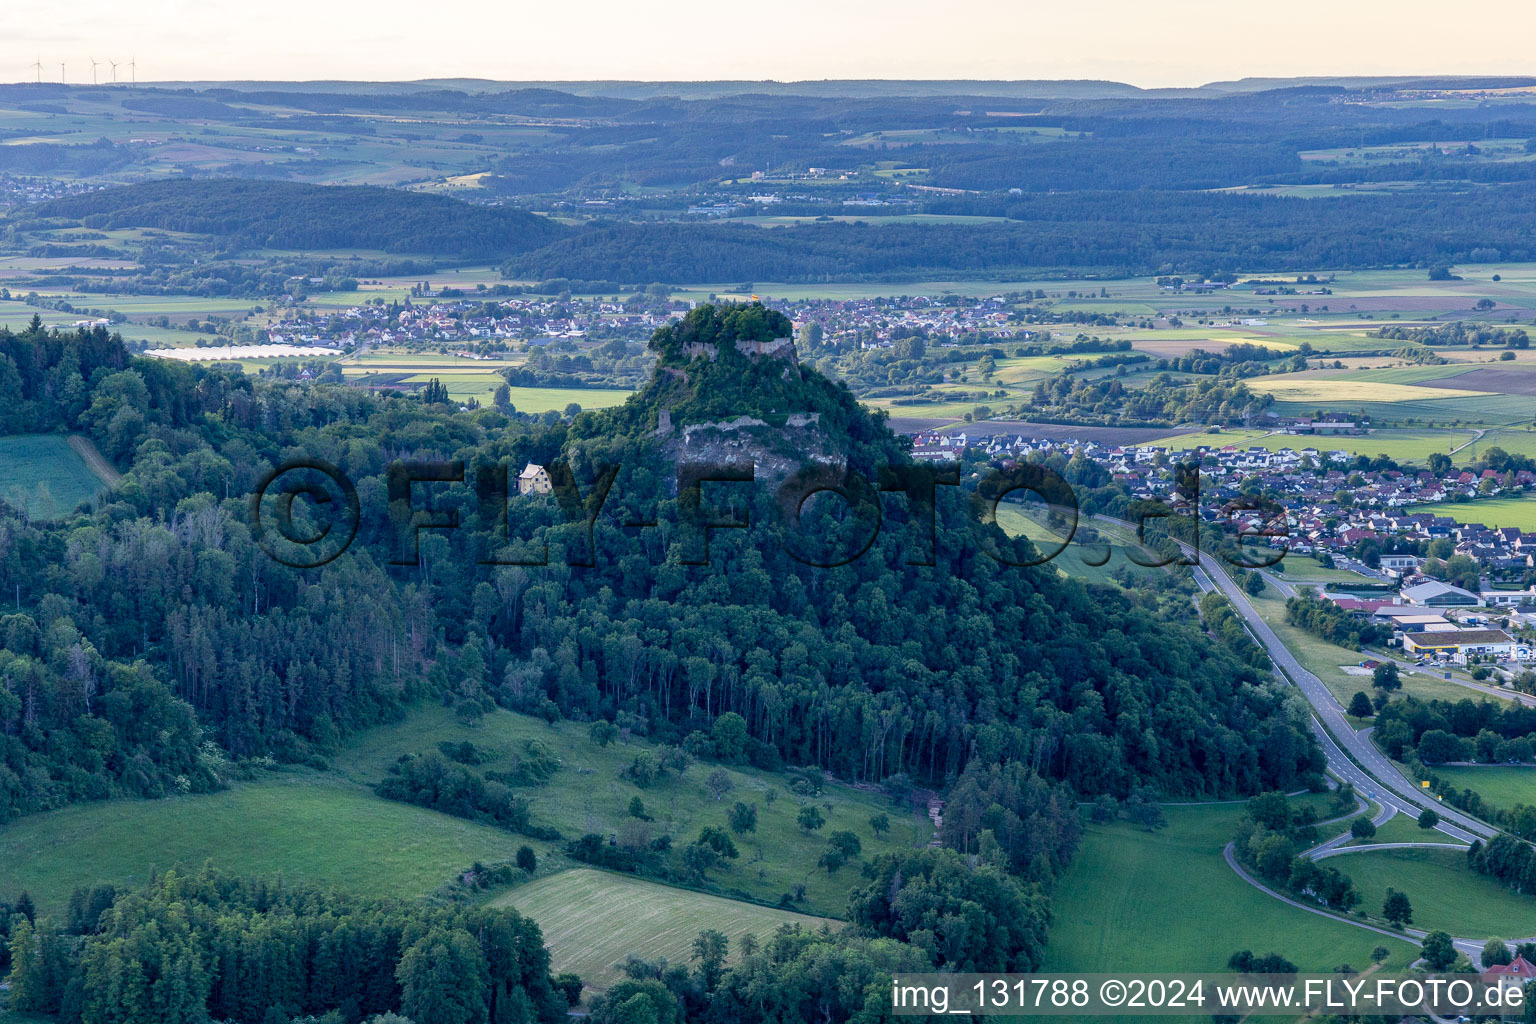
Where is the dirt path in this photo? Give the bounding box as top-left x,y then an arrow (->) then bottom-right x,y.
68,434 -> 122,487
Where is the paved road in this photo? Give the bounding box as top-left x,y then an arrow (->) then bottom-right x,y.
1172,527 -> 1498,842
1314,842 -> 1471,860
1093,511 -> 1513,963
1224,842 -> 1492,966
1096,512 -> 1495,841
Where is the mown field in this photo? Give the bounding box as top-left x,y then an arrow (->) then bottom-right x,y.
0,704 -> 920,990
1044,801 -> 1418,975
0,774 -> 517,913
1337,846 -> 1536,939
1408,496 -> 1536,531
1431,765 -> 1536,813
1248,377 -> 1493,404
493,869 -> 839,995
0,434 -> 111,515
1272,554 -> 1381,586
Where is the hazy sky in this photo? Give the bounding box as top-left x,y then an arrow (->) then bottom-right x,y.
7,0 -> 1536,87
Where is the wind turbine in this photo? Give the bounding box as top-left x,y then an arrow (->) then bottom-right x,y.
89,57 -> 99,85
59,61 -> 65,83
128,57 -> 136,85
31,57 -> 42,83
108,59 -> 118,83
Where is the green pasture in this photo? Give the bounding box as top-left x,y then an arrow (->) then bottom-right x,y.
0,434 -> 110,515
1464,428 -> 1536,461
0,774 -> 517,914
1272,554 -> 1380,585
1043,801 -> 1417,974
329,706 -> 926,918
493,869 -> 839,995
1339,846 -> 1536,939
0,702 -> 927,930
1408,497 -> 1536,532
1431,766 -> 1536,813
995,507 -> 1180,587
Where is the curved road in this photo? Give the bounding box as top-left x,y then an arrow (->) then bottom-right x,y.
1088,513 -> 1512,963
1132,518 -> 1499,844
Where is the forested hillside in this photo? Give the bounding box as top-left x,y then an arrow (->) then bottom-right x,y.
26,180 -> 568,256
500,187 -> 1536,281
0,305 -> 1319,828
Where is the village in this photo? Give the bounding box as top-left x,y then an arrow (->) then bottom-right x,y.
252,289 -> 1108,353
904,424 -> 1536,672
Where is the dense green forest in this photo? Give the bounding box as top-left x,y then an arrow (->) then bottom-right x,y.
499,187 -> 1536,280
25,180 -> 568,257
0,307 -> 1322,828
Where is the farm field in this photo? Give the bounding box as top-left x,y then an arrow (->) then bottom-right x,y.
0,433 -> 112,515
1464,428 -> 1536,461
1338,846 -> 1536,939
0,774 -> 518,914
1043,802 -> 1417,974
1408,497 -> 1536,531
0,703 -> 923,926
1164,428 -> 1479,463
1247,377 -> 1493,403
1431,766 -> 1536,813
493,869 -> 839,996
1148,427 -> 1279,447
1265,393 -> 1535,426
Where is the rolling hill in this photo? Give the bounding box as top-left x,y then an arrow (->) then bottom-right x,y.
26,178 -> 568,256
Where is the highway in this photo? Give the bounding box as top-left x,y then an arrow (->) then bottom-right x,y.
1099,513 -> 1496,843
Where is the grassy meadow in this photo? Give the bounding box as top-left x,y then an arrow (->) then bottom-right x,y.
995,506 -> 1180,586
0,774 -> 518,913
1431,765 -> 1536,813
1409,496 -> 1536,531
0,703 -> 925,995
493,869 -> 839,995
1044,800 -> 1418,974
1338,846 -> 1536,939
328,706 -> 927,917
0,434 -> 112,516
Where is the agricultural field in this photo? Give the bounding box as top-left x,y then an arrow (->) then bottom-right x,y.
1147,426 -> 1280,448
1167,427 -> 1479,463
0,703 -> 924,923
493,869 -> 839,995
1043,801 -> 1417,974
1430,766 -> 1536,813
0,433 -> 113,515
0,774 -> 518,914
1338,846 -> 1536,939
1247,377 -> 1493,404
339,360 -> 634,410
1408,496 -> 1536,532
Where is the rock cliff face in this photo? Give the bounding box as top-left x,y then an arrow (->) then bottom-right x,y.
660,409 -> 838,483
679,333 -> 798,371
654,336 -> 833,481
583,303 -> 909,492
